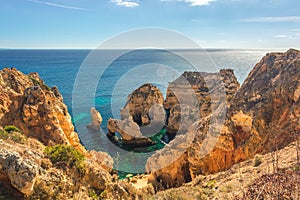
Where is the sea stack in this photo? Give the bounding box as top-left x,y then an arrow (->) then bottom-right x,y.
108,83 -> 164,146
87,107 -> 103,131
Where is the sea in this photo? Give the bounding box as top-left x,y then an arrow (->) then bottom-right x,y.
0,49 -> 271,176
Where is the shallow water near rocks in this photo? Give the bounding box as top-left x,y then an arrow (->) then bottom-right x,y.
0,49 -> 269,176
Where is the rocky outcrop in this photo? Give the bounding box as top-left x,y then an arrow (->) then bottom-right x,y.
164,69 -> 240,135
120,83 -> 164,126
107,117 -> 154,146
0,68 -> 139,199
146,49 -> 300,189
87,107 -> 102,131
0,68 -> 85,153
0,140 -> 39,196
167,104 -> 199,135
108,83 -> 165,145
0,136 -> 137,199
228,48 -> 300,157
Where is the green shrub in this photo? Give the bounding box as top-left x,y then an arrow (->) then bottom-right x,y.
0,126 -> 26,144
206,180 -> 217,189
44,144 -> 86,176
88,189 -> 98,200
4,125 -> 22,133
28,75 -> 51,91
10,132 -> 26,144
0,129 -> 9,140
99,190 -> 108,199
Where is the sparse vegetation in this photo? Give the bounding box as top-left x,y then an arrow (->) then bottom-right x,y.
240,169 -> 300,199
88,189 -> 98,200
44,144 -> 86,176
99,190 -> 108,199
0,126 -> 26,144
4,125 -> 22,133
205,179 -> 217,189
220,184 -> 233,193
28,75 -> 51,91
0,129 -> 9,140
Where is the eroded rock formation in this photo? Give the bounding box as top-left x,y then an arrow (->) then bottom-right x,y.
108,83 -> 165,145
0,135 -> 133,199
0,68 -> 150,199
0,68 -> 84,152
146,49 -> 300,189
0,140 -> 39,196
120,83 -> 164,126
87,107 -> 102,131
164,69 -> 240,135
107,117 -> 154,146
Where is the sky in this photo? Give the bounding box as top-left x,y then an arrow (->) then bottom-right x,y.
1,0 -> 300,49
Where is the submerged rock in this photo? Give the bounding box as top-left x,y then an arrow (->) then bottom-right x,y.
107,117 -> 154,146
147,49 -> 300,189
87,107 -> 102,131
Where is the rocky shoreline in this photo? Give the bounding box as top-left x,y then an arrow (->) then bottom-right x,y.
0,49 -> 299,199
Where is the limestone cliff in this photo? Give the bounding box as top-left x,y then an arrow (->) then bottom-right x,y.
108,83 -> 165,144
0,134 -> 144,199
0,68 -> 150,199
0,68 -> 84,152
146,49 -> 300,189
165,69 -> 240,135
120,83 -> 164,126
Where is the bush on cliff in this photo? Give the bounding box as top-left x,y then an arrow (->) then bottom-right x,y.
0,126 -> 26,144
4,125 -> 22,133
44,144 -> 86,176
28,75 -> 51,91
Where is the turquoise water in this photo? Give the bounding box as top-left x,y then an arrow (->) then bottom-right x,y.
0,49 -> 269,174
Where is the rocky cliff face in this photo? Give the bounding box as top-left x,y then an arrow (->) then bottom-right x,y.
164,69 -> 240,135
0,135 -> 135,199
120,83 -> 164,126
0,68 -> 84,152
146,49 -> 300,189
228,48 -> 300,159
0,68 -> 150,199
108,83 -> 165,144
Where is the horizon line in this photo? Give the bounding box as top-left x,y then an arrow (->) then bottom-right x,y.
0,47 -> 289,51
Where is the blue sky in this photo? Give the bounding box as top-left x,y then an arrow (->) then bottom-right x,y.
1,0 -> 300,49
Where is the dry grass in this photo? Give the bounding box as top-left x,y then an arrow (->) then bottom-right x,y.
149,141 -> 299,200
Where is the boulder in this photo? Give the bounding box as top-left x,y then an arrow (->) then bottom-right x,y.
107,117 -> 154,146
0,139 -> 41,196
87,107 -> 102,131
0,145 -> 39,195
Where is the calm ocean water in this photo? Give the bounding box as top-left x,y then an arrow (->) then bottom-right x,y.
0,49 -> 269,174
